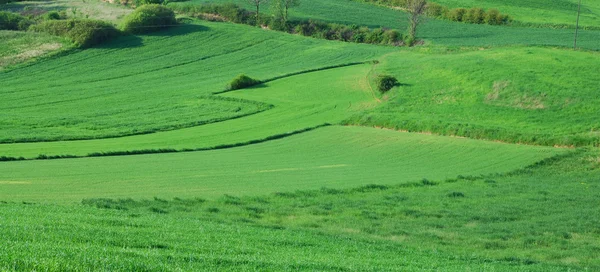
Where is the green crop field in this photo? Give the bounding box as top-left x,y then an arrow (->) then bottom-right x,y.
1,0 -> 599,270
346,46 -> 600,146
433,0 -> 600,27
189,0 -> 600,50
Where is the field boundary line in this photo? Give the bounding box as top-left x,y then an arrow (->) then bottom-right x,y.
0,123 -> 333,162
213,62 -> 370,95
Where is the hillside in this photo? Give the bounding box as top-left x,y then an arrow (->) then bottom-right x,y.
1,0 -> 599,270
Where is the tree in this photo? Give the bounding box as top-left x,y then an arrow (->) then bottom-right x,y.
405,0 -> 427,45
282,0 -> 300,21
271,0 -> 286,30
247,0 -> 268,26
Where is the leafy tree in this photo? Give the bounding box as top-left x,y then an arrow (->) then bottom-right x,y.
247,0 -> 268,26
405,0 -> 427,45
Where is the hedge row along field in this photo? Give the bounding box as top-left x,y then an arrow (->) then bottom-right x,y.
185,0 -> 600,50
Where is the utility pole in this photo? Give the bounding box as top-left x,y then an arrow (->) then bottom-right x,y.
574,0 -> 582,49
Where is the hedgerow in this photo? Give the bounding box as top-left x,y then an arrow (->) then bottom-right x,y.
169,3 -> 403,46
30,19 -> 120,48
0,11 -> 32,30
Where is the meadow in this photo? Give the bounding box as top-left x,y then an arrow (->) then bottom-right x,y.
1,0 -> 599,270
347,47 -> 600,146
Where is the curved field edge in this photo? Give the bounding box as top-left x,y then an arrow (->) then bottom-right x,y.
0,21 -> 393,144
0,125 -> 566,203
0,63 -> 381,159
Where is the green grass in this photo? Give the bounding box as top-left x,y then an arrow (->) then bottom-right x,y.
1,148 -> 596,270
0,30 -> 70,70
0,125 -> 563,203
1,0 -> 132,23
0,62 -> 385,158
0,21 -> 392,144
346,47 -> 600,147
187,0 -> 600,50
433,0 -> 600,28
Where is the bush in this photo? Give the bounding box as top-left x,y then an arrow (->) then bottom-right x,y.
376,75 -> 398,93
0,11 -> 32,30
43,10 -> 66,21
425,2 -> 444,18
121,4 -> 176,34
30,19 -> 121,48
447,8 -> 467,22
228,74 -> 260,90
465,7 -> 485,24
484,8 -> 510,25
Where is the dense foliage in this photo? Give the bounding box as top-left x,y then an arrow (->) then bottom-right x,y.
0,11 -> 31,30
30,19 -> 120,48
228,74 -> 261,90
376,74 -> 398,92
121,4 -> 177,34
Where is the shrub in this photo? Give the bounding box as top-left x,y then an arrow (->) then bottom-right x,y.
425,2 -> 444,18
484,8 -> 510,25
376,75 -> 398,93
0,11 -> 32,30
43,10 -> 67,21
30,19 -> 120,48
381,29 -> 401,45
465,7 -> 485,24
228,74 -> 261,90
121,4 -> 176,34
447,8 -> 467,22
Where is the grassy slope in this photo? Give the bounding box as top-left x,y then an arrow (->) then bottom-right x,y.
1,149 -> 597,270
191,0 -> 600,50
0,31 -> 70,71
0,126 -> 563,203
0,63 -> 384,158
0,21 -> 392,144
347,47 -> 600,146
433,0 -> 600,27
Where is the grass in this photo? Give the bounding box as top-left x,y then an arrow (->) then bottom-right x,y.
433,0 -> 600,28
0,21 -> 392,145
0,30 -> 70,70
346,47 -> 600,147
0,148 -> 596,270
187,0 -> 600,50
0,125 -> 564,203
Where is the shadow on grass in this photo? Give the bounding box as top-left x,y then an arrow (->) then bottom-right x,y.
143,24 -> 210,37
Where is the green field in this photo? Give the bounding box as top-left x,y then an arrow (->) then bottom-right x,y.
189,0 -> 600,50
0,126 -> 563,203
434,0 -> 600,27
347,47 -> 600,146
1,0 -> 599,270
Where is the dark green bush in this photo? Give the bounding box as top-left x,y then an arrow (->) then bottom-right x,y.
0,11 -> 32,30
228,74 -> 261,90
376,75 -> 398,93
425,2 -> 444,18
30,19 -> 120,48
121,4 -> 177,34
43,10 -> 66,21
